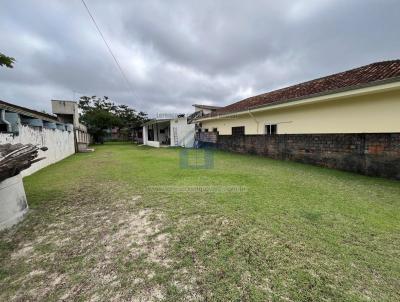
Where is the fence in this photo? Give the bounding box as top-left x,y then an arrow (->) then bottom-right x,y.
197,132 -> 400,179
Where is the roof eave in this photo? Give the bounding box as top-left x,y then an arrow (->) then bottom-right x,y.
192,104 -> 221,110
0,100 -> 59,123
142,118 -> 171,126
196,77 -> 400,121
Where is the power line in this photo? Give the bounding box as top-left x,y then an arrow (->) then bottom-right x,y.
80,0 -> 135,95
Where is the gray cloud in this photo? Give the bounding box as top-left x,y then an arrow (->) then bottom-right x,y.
1,0 -> 399,116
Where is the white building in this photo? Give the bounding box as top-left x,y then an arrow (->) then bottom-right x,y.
142,116 -> 195,148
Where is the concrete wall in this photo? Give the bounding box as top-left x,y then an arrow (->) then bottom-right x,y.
51,100 -> 80,127
0,174 -> 28,230
200,89 -> 400,135
147,140 -> 161,148
0,124 -> 75,177
197,132 -> 400,180
52,100 -> 90,150
170,117 -> 195,147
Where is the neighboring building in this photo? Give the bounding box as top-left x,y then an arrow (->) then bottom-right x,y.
104,127 -> 129,142
196,60 -> 400,135
132,127 -> 143,144
142,116 -> 195,148
0,100 -> 75,177
0,99 -> 93,176
187,104 -> 220,125
194,60 -> 400,180
51,100 -> 91,151
193,104 -> 221,116
188,104 -> 221,134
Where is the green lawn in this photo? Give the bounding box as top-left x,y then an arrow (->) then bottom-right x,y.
1,143 -> 399,301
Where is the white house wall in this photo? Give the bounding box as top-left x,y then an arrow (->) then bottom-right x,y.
142,123 -> 168,147
170,118 -> 195,148
0,125 -> 75,177
146,140 -> 161,148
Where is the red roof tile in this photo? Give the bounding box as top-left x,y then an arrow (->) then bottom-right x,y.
213,60 -> 400,116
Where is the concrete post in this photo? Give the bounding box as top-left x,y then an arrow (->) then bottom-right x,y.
0,174 -> 28,230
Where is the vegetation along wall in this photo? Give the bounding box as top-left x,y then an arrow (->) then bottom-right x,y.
197,132 -> 400,180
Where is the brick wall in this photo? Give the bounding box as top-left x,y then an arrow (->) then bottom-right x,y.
197,133 -> 400,180
197,132 -> 218,143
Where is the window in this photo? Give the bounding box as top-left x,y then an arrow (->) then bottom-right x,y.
212,128 -> 218,133
204,129 -> 209,132
232,126 -> 245,136
265,124 -> 277,135
0,124 -> 8,132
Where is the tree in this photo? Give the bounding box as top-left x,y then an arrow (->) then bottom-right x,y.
78,96 -> 148,143
114,105 -> 147,128
114,105 -> 148,141
0,53 -> 15,68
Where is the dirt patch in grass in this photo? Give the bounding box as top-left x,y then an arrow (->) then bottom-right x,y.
0,181 -> 171,301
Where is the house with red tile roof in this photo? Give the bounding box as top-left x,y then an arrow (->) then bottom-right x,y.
195,60 -> 400,135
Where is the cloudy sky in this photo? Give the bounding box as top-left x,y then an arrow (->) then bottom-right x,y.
1,0 -> 399,116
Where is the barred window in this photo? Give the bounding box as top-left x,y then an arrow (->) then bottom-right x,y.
265,124 -> 277,135
232,126 -> 245,136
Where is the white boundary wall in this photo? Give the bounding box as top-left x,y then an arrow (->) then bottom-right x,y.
0,125 -> 75,177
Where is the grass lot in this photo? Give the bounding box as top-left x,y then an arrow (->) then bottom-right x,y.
1,143 -> 399,301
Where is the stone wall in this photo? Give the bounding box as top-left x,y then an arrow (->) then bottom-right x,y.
197,132 -> 400,180
0,124 -> 75,177
197,132 -> 218,144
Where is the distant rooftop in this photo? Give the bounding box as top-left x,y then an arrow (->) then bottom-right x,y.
193,104 -> 221,110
